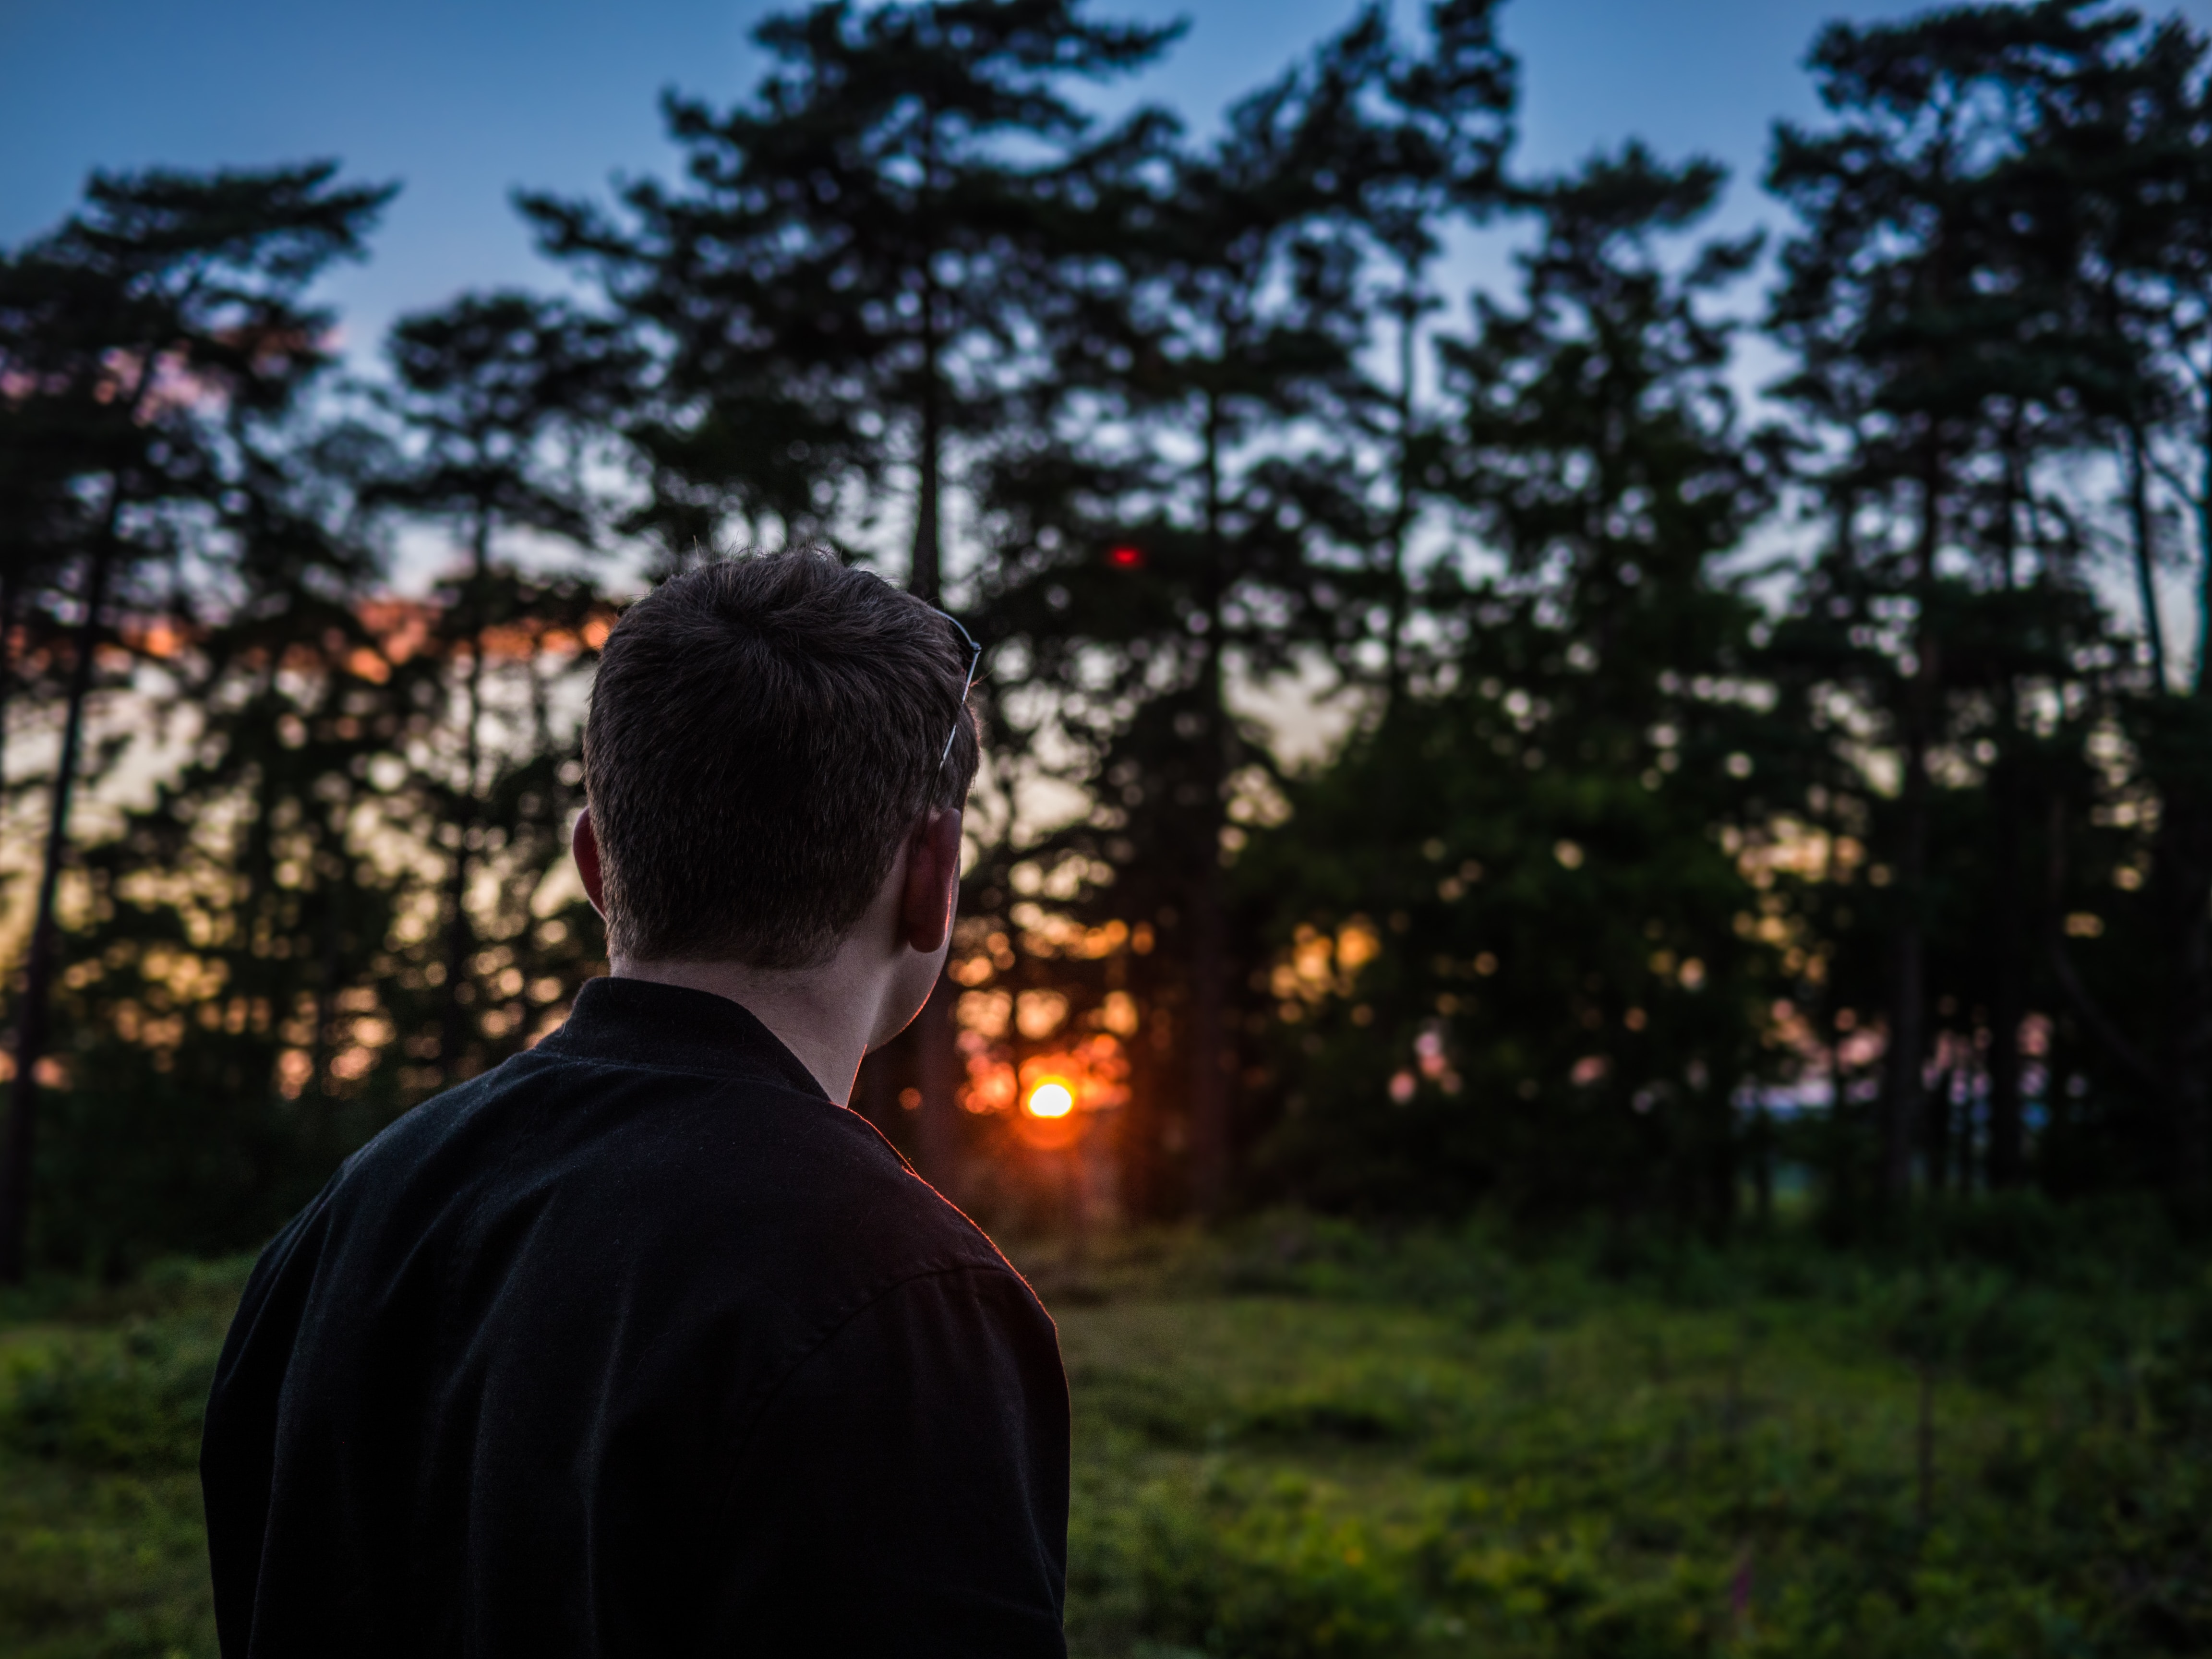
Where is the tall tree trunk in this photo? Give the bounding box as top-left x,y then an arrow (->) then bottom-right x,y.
442,517 -> 490,1085
1751,1103 -> 1774,1229
1382,284 -> 1419,707
912,973 -> 963,1198
0,566 -> 16,796
1883,725 -> 1931,1206
2196,376 -> 2212,697
912,302 -> 944,607
1988,445 -> 2026,1187
911,109 -> 945,611
1986,785 -> 2027,1187
0,547 -> 114,1282
1883,453 -> 1942,1205
1924,1064 -> 1955,1195
2119,384 -> 2212,1202
2171,379 -> 2212,1201
1189,392 -> 1230,1218
0,566 -> 21,1251
312,859 -> 345,1142
1106,950 -> 1150,1219
2129,423 -> 2167,692
441,841 -> 475,1082
1826,1002 -> 1856,1220
907,255 -> 965,1195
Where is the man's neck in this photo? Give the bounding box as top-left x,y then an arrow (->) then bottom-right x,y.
608,957 -> 888,1106
583,808 -> 956,1104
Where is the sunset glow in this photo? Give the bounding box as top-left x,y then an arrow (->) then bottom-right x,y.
1025,1079 -> 1075,1118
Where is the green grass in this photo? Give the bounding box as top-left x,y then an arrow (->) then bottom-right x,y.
1039,1217 -> 2212,1658
3,1221 -> 2209,1657
0,1260 -> 247,1659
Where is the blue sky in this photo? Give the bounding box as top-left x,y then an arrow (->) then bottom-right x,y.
14,0 -> 2212,366
7,1 -> 2207,685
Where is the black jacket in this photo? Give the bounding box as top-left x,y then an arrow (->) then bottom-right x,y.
200,976 -> 1069,1657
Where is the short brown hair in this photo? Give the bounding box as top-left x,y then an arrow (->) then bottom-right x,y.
583,550 -> 979,967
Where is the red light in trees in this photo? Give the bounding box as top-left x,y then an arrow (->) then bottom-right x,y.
1108,545 -> 1144,569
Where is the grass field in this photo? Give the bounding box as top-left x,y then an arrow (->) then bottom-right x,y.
3,1214 -> 2209,1657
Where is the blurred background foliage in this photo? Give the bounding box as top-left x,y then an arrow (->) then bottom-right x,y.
1,0 -> 2212,1280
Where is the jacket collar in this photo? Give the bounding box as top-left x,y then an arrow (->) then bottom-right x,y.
539,975 -> 830,1102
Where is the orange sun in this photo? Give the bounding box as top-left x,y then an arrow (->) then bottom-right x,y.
1025,1078 -> 1075,1118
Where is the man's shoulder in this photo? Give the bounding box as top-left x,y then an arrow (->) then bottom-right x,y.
322,1039 -> 1011,1329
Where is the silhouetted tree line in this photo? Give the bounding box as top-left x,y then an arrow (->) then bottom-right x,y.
2,0 -> 2210,1275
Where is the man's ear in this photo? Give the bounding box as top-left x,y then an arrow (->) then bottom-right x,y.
573,806 -> 607,919
898,807 -> 963,955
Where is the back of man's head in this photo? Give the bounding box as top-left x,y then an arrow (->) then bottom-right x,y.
583,550 -> 979,970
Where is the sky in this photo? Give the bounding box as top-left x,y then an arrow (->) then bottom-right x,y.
6,0 -> 2208,765
17,0 -> 2212,365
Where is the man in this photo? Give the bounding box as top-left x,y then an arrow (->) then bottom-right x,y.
200,551 -> 1069,1656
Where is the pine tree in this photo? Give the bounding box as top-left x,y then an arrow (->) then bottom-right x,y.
1239,145 -> 1778,1224
1352,0 -> 1515,699
521,0 -> 1176,588
2034,8 -> 2212,1201
972,15 -> 1398,1214
0,163 -> 391,1280
361,291 -> 640,1086
1763,2 -> 2133,1204
44,425 -> 408,1269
